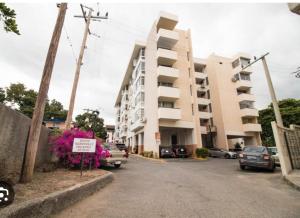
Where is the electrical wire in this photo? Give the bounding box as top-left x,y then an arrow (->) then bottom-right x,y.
63,23 -> 78,64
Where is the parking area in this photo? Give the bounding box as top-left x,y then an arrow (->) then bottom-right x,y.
55,156 -> 300,218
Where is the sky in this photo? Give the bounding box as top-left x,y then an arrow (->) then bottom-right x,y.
0,3 -> 299,125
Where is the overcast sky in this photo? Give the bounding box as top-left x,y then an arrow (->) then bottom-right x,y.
0,3 -> 299,125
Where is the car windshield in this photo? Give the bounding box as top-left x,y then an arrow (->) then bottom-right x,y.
244,146 -> 265,153
267,147 -> 277,153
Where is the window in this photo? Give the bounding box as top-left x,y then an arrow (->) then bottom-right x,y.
206,77 -> 209,85
188,68 -> 191,77
239,101 -> 254,109
207,90 -> 210,99
209,103 -> 212,113
190,85 -> 193,96
187,52 -> 190,61
240,73 -> 250,81
158,101 -> 174,108
158,82 -> 173,87
240,58 -> 250,68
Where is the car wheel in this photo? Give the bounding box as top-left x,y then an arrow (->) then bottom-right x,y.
270,163 -> 276,172
224,154 -> 230,159
114,164 -> 121,168
240,165 -> 246,170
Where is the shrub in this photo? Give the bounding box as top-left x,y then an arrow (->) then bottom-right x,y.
195,148 -> 209,158
50,128 -> 109,169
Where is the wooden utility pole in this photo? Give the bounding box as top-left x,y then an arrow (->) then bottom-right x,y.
65,4 -> 108,129
20,3 -> 67,183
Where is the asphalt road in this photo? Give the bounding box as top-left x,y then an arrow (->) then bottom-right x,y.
54,156 -> 300,218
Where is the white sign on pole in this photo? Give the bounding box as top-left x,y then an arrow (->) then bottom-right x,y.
72,138 -> 96,153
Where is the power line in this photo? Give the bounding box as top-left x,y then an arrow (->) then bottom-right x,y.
63,24 -> 77,64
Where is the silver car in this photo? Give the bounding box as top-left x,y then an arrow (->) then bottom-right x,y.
208,148 -> 237,159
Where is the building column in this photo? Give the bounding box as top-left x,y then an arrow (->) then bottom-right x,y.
138,133 -> 144,155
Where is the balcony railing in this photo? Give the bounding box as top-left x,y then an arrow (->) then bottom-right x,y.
243,123 -> 262,132
157,48 -> 177,66
157,66 -> 179,82
156,28 -> 179,50
158,86 -> 180,101
158,107 -> 181,120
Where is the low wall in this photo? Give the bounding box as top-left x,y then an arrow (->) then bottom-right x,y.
0,104 -> 51,184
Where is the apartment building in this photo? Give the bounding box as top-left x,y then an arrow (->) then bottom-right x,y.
114,12 -> 261,157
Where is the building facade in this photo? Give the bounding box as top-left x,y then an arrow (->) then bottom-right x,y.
105,125 -> 115,143
114,12 -> 261,157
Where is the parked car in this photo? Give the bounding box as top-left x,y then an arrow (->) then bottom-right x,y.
100,144 -> 128,168
160,147 -> 174,158
239,146 -> 276,171
115,143 -> 129,158
208,147 -> 237,159
267,147 -> 280,166
172,145 -> 188,158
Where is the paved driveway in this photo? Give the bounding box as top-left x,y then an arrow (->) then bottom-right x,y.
54,156 -> 300,218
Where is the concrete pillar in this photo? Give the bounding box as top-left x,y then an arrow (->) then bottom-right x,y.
138,133 -> 143,154
271,121 -> 292,176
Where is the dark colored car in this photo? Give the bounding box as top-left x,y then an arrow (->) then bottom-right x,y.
239,146 -> 276,171
115,143 -> 129,158
160,147 -> 174,158
173,146 -> 188,158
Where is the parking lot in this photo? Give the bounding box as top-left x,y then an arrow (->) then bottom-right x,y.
55,156 -> 300,218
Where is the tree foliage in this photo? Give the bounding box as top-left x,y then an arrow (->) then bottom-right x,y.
2,83 -> 67,120
0,88 -> 5,103
75,110 -> 107,139
0,3 -> 20,35
259,98 -> 300,146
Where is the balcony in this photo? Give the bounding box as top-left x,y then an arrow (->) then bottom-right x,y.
197,98 -> 210,105
199,111 -> 212,119
236,80 -> 252,91
240,108 -> 259,117
157,48 -> 177,66
156,28 -> 179,50
157,66 -> 179,82
130,120 -> 144,132
158,108 -> 181,120
238,93 -> 256,102
156,12 -> 178,30
243,123 -> 262,132
195,72 -> 207,80
158,86 -> 180,101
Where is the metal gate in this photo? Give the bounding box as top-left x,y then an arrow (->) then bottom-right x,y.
283,126 -> 300,169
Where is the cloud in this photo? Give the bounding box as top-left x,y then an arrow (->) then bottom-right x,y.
0,3 -> 299,125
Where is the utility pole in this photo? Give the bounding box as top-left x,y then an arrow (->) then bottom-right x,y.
239,53 -> 283,127
20,3 -> 67,183
65,4 -> 108,129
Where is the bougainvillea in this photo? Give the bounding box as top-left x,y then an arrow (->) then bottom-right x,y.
50,128 -> 110,168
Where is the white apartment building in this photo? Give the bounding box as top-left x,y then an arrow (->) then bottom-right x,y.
114,12 -> 262,157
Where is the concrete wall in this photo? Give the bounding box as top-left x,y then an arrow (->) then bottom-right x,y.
0,104 -> 51,184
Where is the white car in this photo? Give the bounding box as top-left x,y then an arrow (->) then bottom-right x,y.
267,147 -> 280,166
208,147 -> 237,159
101,144 -> 128,168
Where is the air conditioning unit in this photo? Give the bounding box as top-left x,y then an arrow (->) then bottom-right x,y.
231,77 -> 238,82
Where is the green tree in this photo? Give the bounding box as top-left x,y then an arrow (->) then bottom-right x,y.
0,3 -> 20,35
4,83 -> 67,120
259,98 -> 300,146
44,99 -> 68,120
0,87 -> 5,103
5,83 -> 26,106
75,110 -> 107,139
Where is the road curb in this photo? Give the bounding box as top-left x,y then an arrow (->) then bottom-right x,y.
0,172 -> 114,218
283,176 -> 300,192
131,154 -> 166,163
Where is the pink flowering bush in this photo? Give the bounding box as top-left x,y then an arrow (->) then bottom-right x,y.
50,128 -> 110,168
